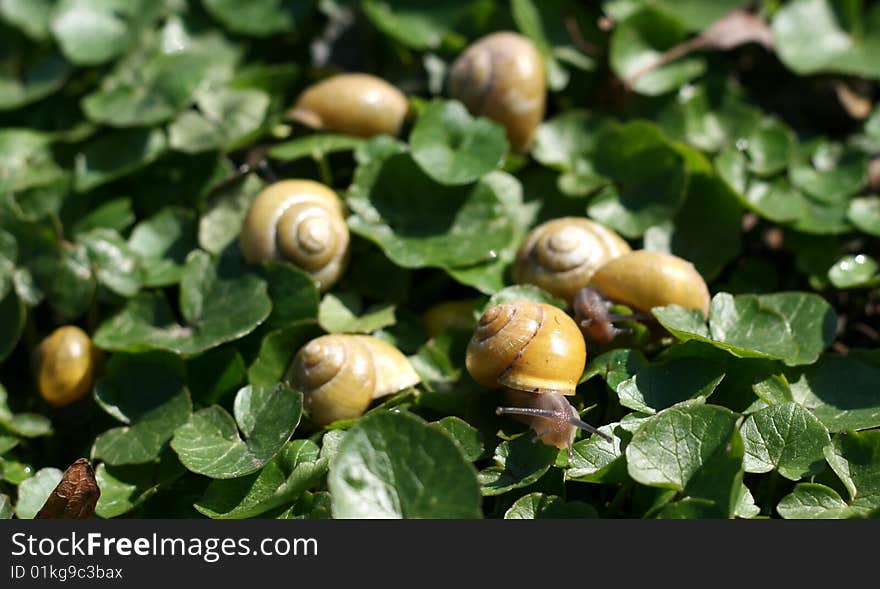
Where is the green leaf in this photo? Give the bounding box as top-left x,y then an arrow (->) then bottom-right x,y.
199,174 -> 265,255
786,354 -> 880,432
195,440 -> 328,519
203,0 -> 310,37
409,99 -> 508,186
478,435 -> 558,496
741,402 -> 830,480
586,120 -> 688,238
0,288 -> 25,362
93,251 -> 271,355
828,255 -> 880,289
626,404 -> 744,517
74,128 -> 167,193
777,483 -> 852,519
653,292 -> 837,366
0,50 -> 70,111
247,322 -> 322,387
1,0 -> 53,40
128,208 -> 198,287
616,356 -> 725,414
361,0 -> 468,50
171,383 -> 302,479
318,293 -> 396,334
95,453 -> 185,518
566,424 -> 627,483
504,492 -> 598,519
14,467 -> 62,519
609,7 -> 706,96
268,134 -> 366,162
50,0 -> 160,65
260,261 -> 321,331
92,351 -> 193,466
0,493 -> 11,519
348,152 -> 515,270
745,119 -> 795,176
0,129 -> 65,193
824,431 -> 880,509
186,346 -> 247,406
329,410 -> 481,518
0,383 -> 52,438
848,197 -> 880,236
772,0 -> 880,78
169,87 -> 270,154
532,111 -> 610,172
82,52 -> 213,127
79,228 -> 142,297
431,416 -> 484,462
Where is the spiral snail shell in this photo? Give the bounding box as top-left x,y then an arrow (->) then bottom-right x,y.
240,180 -> 350,292
448,31 -> 546,151
35,326 -> 101,408
287,334 -> 420,427
588,250 -> 711,317
465,301 -> 609,451
287,73 -> 409,138
512,217 -> 631,304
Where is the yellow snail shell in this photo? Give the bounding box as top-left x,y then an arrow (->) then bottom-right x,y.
287,73 -> 409,138
465,301 -> 585,396
512,217 -> 632,304
287,334 -> 420,427
35,326 -> 101,408
240,180 -> 350,292
589,250 -> 711,317
448,31 -> 546,151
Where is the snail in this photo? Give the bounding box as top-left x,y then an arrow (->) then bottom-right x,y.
448,31 -> 546,151
574,250 -> 711,344
465,301 -> 611,453
286,73 -> 409,138
34,326 -> 101,408
286,334 -> 420,427
512,217 -> 631,304
240,180 -> 350,292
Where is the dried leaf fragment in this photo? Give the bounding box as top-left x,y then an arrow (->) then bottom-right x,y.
35,458 -> 100,519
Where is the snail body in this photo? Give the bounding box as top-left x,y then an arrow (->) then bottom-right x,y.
287,334 -> 419,426
465,301 -> 609,452
35,326 -> 100,408
287,73 -> 409,138
240,180 -> 350,292
448,31 -> 546,151
512,217 -> 631,304
589,250 -> 711,317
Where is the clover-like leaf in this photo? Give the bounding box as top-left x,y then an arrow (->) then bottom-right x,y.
79,228 -> 142,297
653,292 -> 837,366
14,467 -> 62,519
74,128 -> 167,193
478,435 -> 558,496
0,49 -> 70,111
195,440 -> 328,519
328,410 -> 481,518
93,250 -> 271,355
626,403 -> 744,516
586,120 -> 688,238
247,322 -> 322,387
268,134 -> 366,163
610,7 -> 706,96
828,255 -> 879,289
0,289 -> 25,362
94,453 -> 185,518
198,174 -> 265,255
318,293 -> 396,335
772,0 -> 880,78
203,0 -> 311,37
0,383 -> 51,438
410,100 -> 508,186
741,402 -> 830,480
786,354 -> 880,432
128,208 -> 198,288
361,0 -> 467,50
776,483 -> 852,519
169,87 -> 270,154
347,152 -> 515,270
566,424 -> 627,484
616,356 -> 725,414
431,417 -> 484,462
171,383 -> 302,479
91,351 -> 193,466
504,492 -> 598,519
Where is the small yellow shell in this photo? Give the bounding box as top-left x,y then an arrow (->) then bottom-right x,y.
287,73 -> 409,138
239,180 -> 350,292
512,217 -> 631,303
287,334 -> 420,426
590,250 -> 711,317
448,31 -> 546,151
466,301 -> 586,396
35,326 -> 100,408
